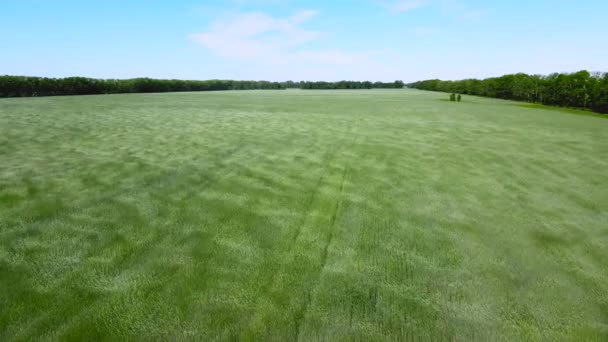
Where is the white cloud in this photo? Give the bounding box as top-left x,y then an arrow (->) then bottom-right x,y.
290,9 -> 318,24
230,0 -> 291,5
190,11 -> 320,61
377,0 -> 487,18
190,10 -> 366,65
439,0 -> 487,19
378,0 -> 429,13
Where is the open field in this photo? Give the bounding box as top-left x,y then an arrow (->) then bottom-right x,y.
1,89 -> 607,340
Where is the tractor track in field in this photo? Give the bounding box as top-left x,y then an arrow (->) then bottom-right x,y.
290,120 -> 360,249
288,142 -> 341,247
293,129 -> 359,340
242,140 -> 342,333
244,122 -> 360,338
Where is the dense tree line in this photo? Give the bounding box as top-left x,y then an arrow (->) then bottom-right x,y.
408,71 -> 608,113
0,76 -> 405,98
0,76 -> 287,97
297,80 -> 404,89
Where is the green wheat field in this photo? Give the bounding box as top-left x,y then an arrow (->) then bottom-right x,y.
1,89 -> 607,340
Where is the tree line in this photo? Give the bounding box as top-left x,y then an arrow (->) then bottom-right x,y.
0,76 -> 405,98
408,70 -> 608,114
0,76 -> 285,97
298,80 -> 405,89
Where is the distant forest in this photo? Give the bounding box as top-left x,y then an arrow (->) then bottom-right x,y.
0,76 -> 404,98
1,72 -> 607,113
408,71 -> 608,114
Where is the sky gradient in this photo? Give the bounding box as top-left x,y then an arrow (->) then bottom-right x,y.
2,0 -> 607,82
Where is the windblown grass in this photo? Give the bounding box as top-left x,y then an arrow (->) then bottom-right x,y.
1,89 -> 607,340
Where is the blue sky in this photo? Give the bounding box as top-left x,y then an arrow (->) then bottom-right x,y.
1,0 -> 607,81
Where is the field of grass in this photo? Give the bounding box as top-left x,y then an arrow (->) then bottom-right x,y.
1,89 -> 607,340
